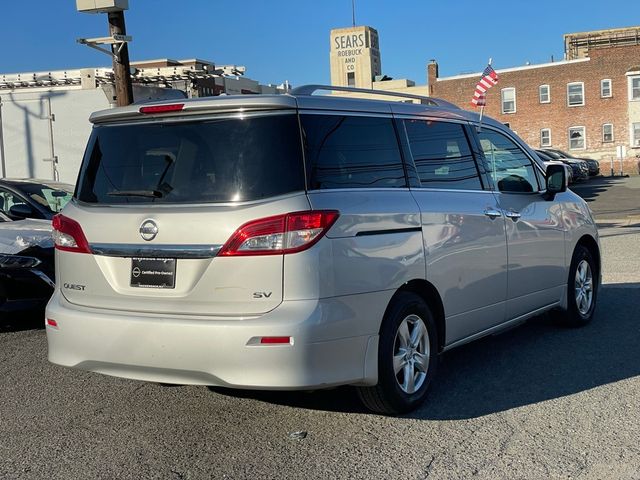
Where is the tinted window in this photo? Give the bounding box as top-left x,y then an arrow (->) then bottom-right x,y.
535,150 -> 554,161
0,189 -> 26,217
404,120 -> 482,190
15,183 -> 72,213
76,114 -> 304,204
301,115 -> 406,189
478,130 -> 539,193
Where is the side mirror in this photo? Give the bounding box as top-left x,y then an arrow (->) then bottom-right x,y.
544,164 -> 567,200
8,203 -> 35,219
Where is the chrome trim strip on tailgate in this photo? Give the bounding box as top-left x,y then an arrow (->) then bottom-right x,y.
90,244 -> 222,259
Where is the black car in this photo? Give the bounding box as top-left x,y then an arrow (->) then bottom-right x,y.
0,218 -> 55,318
0,179 -> 73,221
535,150 -> 574,184
544,148 -> 600,176
539,149 -> 589,181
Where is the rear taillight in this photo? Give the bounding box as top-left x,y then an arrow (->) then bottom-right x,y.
52,214 -> 91,254
219,210 -> 339,256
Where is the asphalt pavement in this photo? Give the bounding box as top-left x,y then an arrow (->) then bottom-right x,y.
0,177 -> 639,480
570,174 -> 640,222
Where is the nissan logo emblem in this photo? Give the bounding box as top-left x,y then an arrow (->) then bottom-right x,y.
140,219 -> 158,241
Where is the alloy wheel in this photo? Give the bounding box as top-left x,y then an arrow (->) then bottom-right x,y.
393,314 -> 430,394
574,259 -> 593,315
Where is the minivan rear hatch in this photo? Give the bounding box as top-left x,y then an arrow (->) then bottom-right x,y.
59,109 -> 308,317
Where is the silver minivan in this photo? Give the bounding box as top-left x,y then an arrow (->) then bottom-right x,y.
46,86 -> 600,414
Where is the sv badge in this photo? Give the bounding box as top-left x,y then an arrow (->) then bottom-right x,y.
253,292 -> 273,299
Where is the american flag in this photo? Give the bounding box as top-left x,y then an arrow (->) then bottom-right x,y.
471,65 -> 499,107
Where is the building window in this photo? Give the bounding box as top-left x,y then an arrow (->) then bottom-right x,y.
601,79 -> 612,98
501,87 -> 516,114
503,122 -> 510,128
567,82 -> 585,106
569,126 -> 586,150
540,128 -> 551,147
629,76 -> 640,101
602,124 -> 614,143
539,85 -> 550,103
347,72 -> 356,87
633,123 -> 640,147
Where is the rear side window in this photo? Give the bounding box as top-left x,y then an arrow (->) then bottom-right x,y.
76,113 -> 305,204
301,114 -> 406,189
404,120 -> 482,190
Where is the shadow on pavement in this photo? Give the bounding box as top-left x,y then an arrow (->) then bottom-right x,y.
212,284 -> 640,418
0,311 -> 44,333
571,176 -> 627,203
571,176 -> 640,219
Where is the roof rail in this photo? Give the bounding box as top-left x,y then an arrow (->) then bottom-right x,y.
290,84 -> 461,109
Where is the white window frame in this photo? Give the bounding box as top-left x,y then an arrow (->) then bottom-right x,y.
600,79 -> 612,98
629,75 -> 640,101
539,84 -> 550,103
501,87 -> 516,114
540,128 -> 551,147
567,82 -> 585,107
632,122 -> 640,147
568,126 -> 586,150
602,124 -> 614,143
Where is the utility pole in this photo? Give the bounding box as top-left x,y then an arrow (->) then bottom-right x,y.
107,10 -> 133,106
76,0 -> 134,106
0,99 -> 6,178
352,0 -> 356,27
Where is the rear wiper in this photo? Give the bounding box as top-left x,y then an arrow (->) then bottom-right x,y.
107,190 -> 164,198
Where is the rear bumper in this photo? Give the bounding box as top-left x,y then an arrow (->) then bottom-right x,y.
45,291 -> 383,389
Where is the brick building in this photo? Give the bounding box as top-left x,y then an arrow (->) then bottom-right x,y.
428,27 -> 640,169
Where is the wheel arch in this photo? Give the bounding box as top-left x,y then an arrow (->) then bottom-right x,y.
575,234 -> 601,282
388,279 -> 446,353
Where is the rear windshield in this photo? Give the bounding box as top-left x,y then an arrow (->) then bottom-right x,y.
76,113 -> 305,204
15,183 -> 73,213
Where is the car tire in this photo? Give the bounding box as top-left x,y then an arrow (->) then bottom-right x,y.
552,245 -> 598,327
356,291 -> 438,415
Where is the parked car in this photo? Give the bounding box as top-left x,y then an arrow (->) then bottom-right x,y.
0,218 -> 55,317
0,179 -> 73,221
535,150 -> 574,184
539,149 -> 589,182
544,148 -> 600,176
46,86 -> 600,414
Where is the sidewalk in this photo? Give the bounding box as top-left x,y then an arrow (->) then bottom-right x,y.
570,176 -> 640,285
596,219 -> 640,285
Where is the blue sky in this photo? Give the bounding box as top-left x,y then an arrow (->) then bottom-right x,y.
0,0 -> 636,86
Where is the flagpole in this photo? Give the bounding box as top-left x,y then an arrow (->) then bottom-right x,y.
478,57 -> 492,128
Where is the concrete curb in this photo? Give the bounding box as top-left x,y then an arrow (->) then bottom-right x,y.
595,218 -> 640,228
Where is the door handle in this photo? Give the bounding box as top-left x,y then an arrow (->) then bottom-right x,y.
484,208 -> 502,219
504,210 -> 521,220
